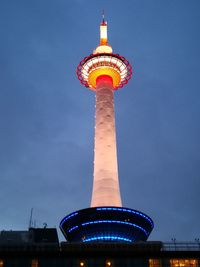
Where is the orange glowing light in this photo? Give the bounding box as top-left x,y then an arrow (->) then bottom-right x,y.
106,260 -> 112,266
88,67 -> 121,89
31,259 -> 38,267
170,259 -> 198,267
149,259 -> 162,267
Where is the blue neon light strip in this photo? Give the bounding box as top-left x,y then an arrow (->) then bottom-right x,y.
83,236 -> 132,242
68,225 -> 79,233
60,212 -> 78,226
96,207 -> 153,227
81,220 -> 148,236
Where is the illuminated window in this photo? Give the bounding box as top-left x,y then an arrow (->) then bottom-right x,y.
0,260 -> 3,267
149,259 -> 162,267
31,259 -> 38,267
170,259 -> 198,267
106,260 -> 112,266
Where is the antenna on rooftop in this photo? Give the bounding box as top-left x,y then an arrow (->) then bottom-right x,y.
29,208 -> 33,229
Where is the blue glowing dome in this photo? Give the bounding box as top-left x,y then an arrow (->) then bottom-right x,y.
60,207 -> 154,243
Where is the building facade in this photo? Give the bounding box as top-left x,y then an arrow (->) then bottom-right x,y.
0,231 -> 199,267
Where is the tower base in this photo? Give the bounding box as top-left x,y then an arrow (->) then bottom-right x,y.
60,207 -> 154,243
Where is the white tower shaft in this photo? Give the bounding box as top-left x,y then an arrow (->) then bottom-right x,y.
91,76 -> 122,207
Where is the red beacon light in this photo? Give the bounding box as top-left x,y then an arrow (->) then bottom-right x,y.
77,16 -> 132,90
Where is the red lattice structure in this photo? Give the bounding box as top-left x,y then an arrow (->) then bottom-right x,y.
77,53 -> 132,90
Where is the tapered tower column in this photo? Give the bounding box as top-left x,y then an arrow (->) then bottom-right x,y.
91,75 -> 122,207
60,16 -> 154,243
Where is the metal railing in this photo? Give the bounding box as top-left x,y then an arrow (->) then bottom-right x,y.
162,242 -> 200,251
0,241 -> 199,252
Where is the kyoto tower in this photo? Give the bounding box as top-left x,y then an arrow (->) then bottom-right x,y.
60,16 -> 154,243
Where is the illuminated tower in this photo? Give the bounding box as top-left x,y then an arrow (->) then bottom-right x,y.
60,16 -> 154,243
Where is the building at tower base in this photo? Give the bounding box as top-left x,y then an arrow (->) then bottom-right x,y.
0,229 -> 199,267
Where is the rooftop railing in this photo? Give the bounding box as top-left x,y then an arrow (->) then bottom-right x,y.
162,242 -> 200,251
0,241 -> 199,252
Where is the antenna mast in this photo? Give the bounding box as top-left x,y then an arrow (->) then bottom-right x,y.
29,208 -> 33,229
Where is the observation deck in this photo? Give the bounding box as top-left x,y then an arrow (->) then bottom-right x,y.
77,53 -> 132,90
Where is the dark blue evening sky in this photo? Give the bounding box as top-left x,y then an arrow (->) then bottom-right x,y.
0,0 -> 200,241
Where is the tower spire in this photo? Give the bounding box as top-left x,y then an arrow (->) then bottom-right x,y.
102,9 -> 105,23
100,11 -> 108,45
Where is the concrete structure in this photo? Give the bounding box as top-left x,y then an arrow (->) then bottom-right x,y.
76,16 -> 132,207
60,16 -> 153,243
92,75 -> 121,207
